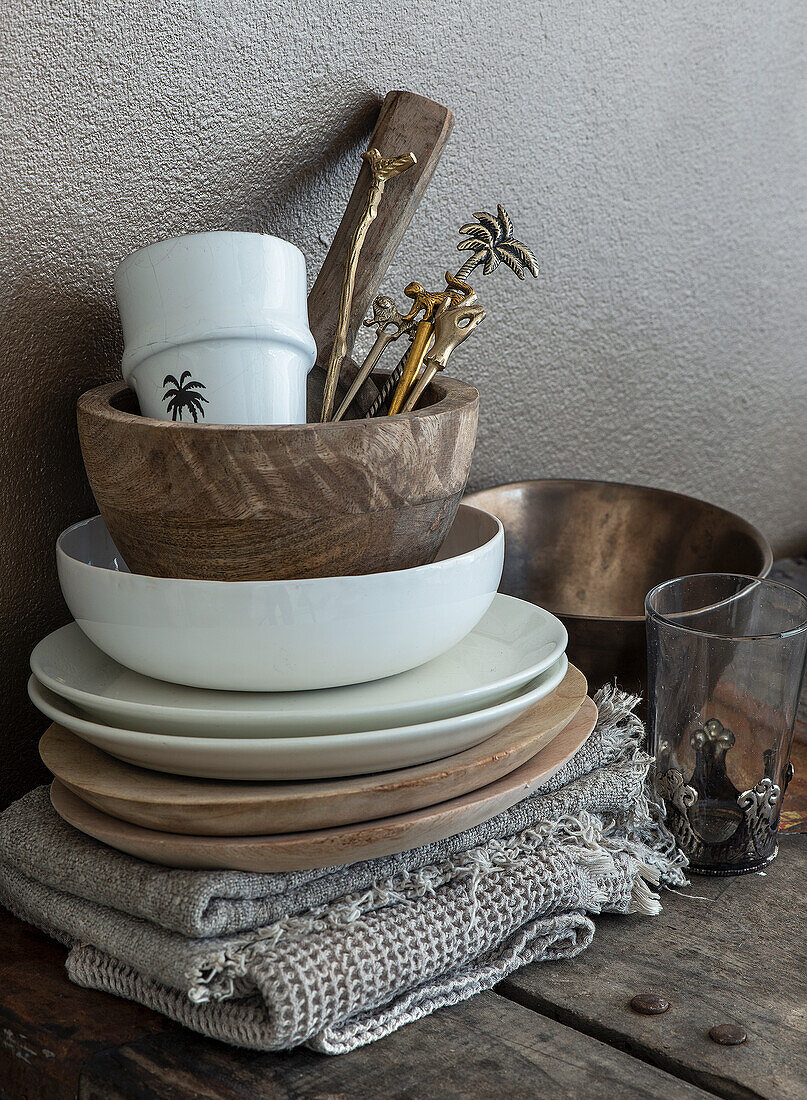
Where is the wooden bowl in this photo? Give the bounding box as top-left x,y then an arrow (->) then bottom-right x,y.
77,377 -> 478,581
464,479 -> 773,694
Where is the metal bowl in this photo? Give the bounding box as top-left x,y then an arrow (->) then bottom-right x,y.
463,479 -> 773,694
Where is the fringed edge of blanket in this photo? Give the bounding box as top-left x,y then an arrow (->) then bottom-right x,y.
187,686 -> 687,1005
189,820 -> 687,1006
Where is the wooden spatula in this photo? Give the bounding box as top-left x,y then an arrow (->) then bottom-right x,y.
307,90 -> 454,419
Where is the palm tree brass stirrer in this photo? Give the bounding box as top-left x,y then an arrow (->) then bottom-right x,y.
454,204 -> 537,282
366,205 -> 538,417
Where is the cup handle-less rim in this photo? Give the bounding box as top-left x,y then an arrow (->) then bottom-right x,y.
645,572 -> 807,641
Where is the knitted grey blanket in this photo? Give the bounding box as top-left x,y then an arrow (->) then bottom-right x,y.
0,687 -> 687,1054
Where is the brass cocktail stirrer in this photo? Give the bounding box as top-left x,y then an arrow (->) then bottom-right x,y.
360,279 -> 453,418
320,148 -> 417,422
453,203 -> 538,283
364,276 -> 468,417
402,295 -> 486,412
399,204 -> 538,412
366,204 -> 538,416
365,359 -> 407,418
344,276 -> 463,420
331,297 -> 416,422
387,319 -> 432,416
387,274 -> 473,415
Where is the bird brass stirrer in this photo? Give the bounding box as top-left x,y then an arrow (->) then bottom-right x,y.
364,204 -> 538,417
320,148 -> 417,423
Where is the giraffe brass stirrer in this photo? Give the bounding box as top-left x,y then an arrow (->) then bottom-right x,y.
320,148 -> 417,423
364,204 -> 538,417
402,294 -> 486,412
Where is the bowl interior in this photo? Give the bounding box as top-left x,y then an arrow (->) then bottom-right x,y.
108,377 -> 450,423
435,506 -> 500,564
60,517 -> 131,573
59,504 -> 501,580
465,480 -> 772,621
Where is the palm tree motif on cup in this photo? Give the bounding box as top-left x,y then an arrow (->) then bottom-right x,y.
456,204 -> 539,281
162,371 -> 209,422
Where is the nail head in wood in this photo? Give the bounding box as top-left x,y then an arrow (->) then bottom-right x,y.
709,1024 -> 747,1046
629,993 -> 671,1016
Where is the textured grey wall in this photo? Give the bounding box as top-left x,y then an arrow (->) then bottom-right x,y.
1,1 -> 805,802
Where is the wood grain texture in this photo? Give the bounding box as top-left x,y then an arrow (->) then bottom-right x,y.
39,665 -> 587,835
0,909 -> 174,1100
49,698 -> 597,871
77,990 -> 712,1100
306,90 -> 454,421
6,846 -> 804,1097
465,479 -> 772,696
500,834 -> 807,1100
77,375 -> 477,580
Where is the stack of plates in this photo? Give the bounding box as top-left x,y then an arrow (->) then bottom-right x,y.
30,507 -> 597,872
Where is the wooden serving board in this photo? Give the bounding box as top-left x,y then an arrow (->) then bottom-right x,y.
49,697 -> 597,872
39,665 -> 587,836
306,89 -> 454,418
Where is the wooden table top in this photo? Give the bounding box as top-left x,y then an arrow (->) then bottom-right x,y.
1,828 -> 805,1099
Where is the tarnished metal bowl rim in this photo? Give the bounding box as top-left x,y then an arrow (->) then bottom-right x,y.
465,478 -> 773,624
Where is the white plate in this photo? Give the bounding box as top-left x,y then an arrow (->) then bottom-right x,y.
31,595 -> 567,737
28,656 -> 569,780
56,506 -> 504,692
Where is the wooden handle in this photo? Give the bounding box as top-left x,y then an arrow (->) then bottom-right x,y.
308,90 -> 454,370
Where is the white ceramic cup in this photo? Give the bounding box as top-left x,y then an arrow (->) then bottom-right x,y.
115,232 -> 317,425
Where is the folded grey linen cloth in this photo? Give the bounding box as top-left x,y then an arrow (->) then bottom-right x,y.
0,686 -> 688,1053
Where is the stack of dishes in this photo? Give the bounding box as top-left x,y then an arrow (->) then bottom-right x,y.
30,505 -> 596,872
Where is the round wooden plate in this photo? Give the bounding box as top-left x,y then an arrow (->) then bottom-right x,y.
40,665 -> 587,836
49,696 -> 597,871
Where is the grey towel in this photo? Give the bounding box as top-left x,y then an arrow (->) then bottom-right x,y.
0,686 -> 687,1053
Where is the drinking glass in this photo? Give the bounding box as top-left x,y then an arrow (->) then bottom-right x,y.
646,573 -> 807,875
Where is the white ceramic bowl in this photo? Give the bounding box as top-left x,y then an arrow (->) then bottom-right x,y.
31,596 -> 567,736
57,505 -> 504,692
115,231 -> 317,425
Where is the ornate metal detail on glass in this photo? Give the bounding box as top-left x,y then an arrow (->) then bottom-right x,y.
656,719 -> 794,875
